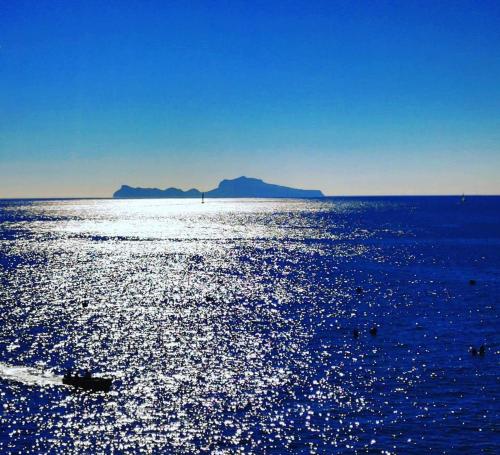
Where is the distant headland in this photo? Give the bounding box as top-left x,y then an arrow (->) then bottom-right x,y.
113,176 -> 324,199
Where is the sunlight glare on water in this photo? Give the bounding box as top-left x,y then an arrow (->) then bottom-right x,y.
0,197 -> 498,453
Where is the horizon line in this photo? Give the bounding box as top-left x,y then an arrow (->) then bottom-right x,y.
2,194 -> 500,201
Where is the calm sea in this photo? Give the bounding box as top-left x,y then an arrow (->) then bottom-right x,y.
0,197 -> 498,453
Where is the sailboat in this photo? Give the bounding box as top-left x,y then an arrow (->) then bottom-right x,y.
202,192 -> 205,204
461,193 -> 466,204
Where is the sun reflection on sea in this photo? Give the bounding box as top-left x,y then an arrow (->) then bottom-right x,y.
0,197 -> 498,453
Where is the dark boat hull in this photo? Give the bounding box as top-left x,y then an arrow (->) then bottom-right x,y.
62,377 -> 112,392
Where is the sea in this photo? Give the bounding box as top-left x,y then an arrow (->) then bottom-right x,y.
0,197 -> 498,454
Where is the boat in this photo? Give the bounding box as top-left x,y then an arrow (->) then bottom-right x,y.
63,373 -> 112,392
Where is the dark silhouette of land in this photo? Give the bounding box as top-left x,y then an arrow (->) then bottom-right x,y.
113,176 -> 324,199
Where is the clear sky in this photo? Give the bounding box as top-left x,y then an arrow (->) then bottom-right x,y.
1,0 -> 499,197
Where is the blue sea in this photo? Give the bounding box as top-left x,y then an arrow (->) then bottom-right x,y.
0,197 -> 498,454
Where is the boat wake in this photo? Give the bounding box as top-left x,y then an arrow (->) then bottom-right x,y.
0,362 -> 62,387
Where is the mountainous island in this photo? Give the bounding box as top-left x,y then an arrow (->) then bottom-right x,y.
113,176 -> 324,199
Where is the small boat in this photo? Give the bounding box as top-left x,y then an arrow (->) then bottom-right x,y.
63,373 -> 112,392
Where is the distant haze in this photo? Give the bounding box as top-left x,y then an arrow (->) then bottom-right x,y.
1,1 -> 499,198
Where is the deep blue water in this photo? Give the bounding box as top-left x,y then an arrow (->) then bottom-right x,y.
0,197 -> 498,453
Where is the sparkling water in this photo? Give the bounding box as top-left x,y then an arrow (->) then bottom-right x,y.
0,197 -> 498,453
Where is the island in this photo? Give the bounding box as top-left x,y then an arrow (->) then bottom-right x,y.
113,176 -> 324,199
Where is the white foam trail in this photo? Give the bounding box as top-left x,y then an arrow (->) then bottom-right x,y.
0,362 -> 62,387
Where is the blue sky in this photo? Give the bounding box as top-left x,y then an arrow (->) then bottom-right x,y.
1,0 -> 499,197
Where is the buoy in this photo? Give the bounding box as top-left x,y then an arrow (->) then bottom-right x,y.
469,279 -> 476,286
356,287 -> 363,295
369,326 -> 378,336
